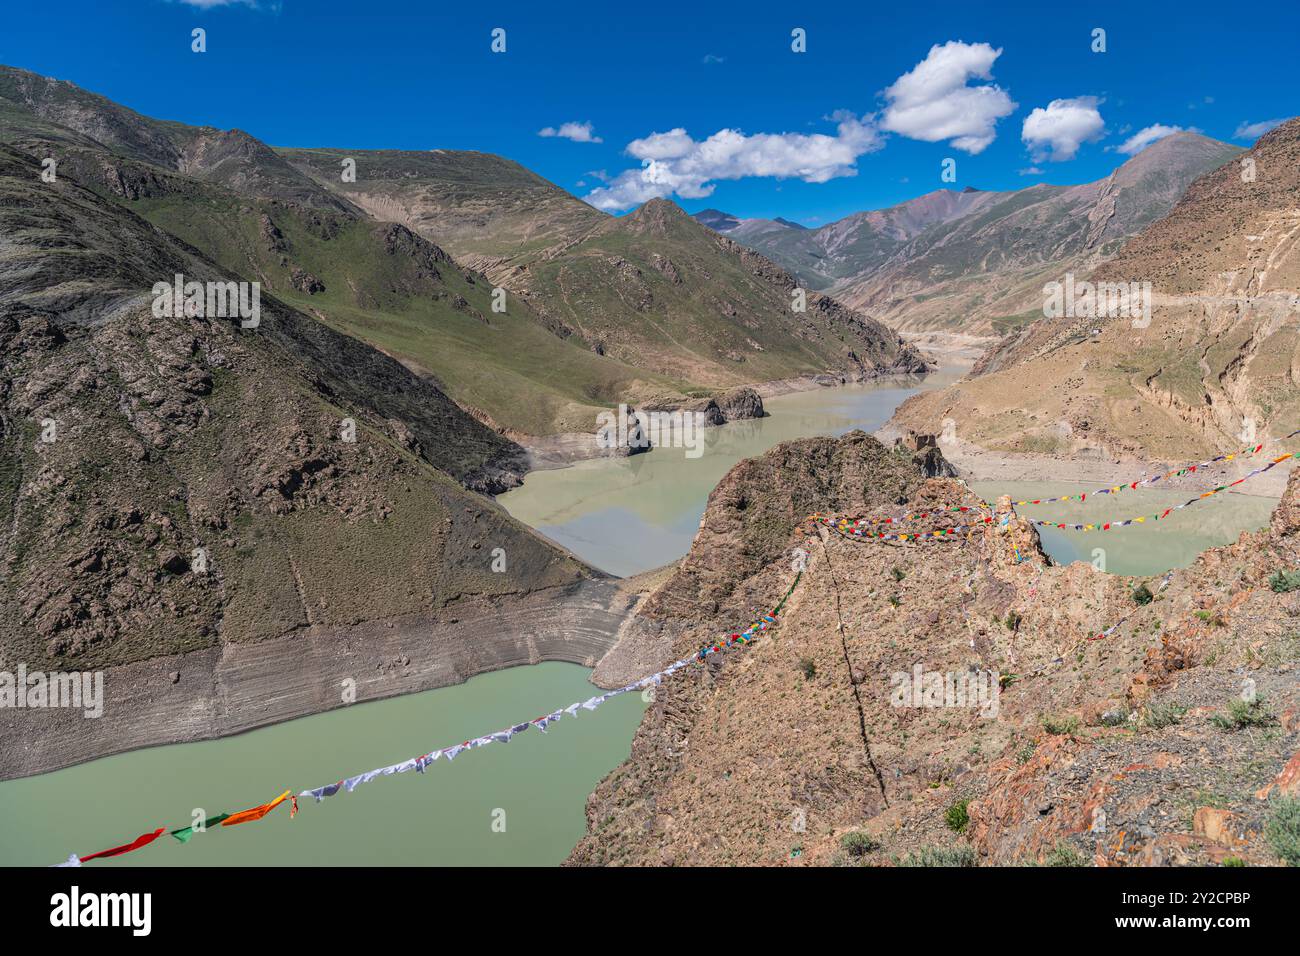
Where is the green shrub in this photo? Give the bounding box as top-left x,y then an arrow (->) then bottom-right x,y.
1269,569 -> 1300,593
891,566 -> 906,582
1266,796 -> 1300,866
1222,856 -> 1246,867
798,657 -> 816,680
1043,842 -> 1090,867
1133,583 -> 1154,605
1042,714 -> 1080,736
894,845 -> 977,867
1140,700 -> 1187,729
945,799 -> 971,833
840,830 -> 879,858
1211,697 -> 1275,731
1004,610 -> 1022,631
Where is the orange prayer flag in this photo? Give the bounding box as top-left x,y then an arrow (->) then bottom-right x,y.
221,790 -> 291,827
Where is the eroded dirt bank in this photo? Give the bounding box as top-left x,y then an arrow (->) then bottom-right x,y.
0,576 -> 648,781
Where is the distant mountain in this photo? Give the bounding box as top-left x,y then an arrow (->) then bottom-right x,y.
893,118 -> 1300,460
720,134 -> 1243,335
693,210 -> 811,234
697,188 -> 1006,296
284,148 -> 926,387
693,208 -> 741,232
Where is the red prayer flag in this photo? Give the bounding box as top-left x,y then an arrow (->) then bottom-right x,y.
80,828 -> 166,863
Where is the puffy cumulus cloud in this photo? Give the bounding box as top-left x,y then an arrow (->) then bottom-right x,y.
1233,118 -> 1288,140
1115,123 -> 1186,155
879,41 -> 1016,154
538,121 -> 602,143
1021,96 -> 1105,161
626,128 -> 696,160
584,112 -> 882,212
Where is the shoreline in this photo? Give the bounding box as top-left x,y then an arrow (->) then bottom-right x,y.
0,576 -> 655,783
517,364 -> 948,472
887,432 -> 1298,500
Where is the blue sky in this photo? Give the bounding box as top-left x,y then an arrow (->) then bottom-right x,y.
3,0 -> 1296,225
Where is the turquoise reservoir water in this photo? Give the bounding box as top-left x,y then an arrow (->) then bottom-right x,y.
0,662 -> 646,867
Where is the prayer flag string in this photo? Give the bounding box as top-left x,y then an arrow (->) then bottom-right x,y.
52,570 -> 805,867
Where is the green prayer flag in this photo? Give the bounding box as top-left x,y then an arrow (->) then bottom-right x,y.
171,812 -> 231,843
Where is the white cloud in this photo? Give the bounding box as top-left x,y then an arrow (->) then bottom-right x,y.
584,112 -> 882,212
879,41 -> 1016,154
1114,123 -> 1185,155
1233,118 -> 1287,140
1021,96 -> 1105,161
538,121 -> 603,144
626,128 -> 695,160
702,54 -> 725,64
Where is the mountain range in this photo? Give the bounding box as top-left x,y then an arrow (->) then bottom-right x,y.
893,117 -> 1300,461
695,133 -> 1244,335
0,66 -> 922,445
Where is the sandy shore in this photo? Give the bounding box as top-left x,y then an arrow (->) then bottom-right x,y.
880,432 -> 1298,500
878,338 -> 1296,498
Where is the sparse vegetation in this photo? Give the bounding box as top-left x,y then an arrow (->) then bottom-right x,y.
895,845 -> 977,867
891,566 -> 906,582
798,657 -> 817,680
1140,700 -> 1188,730
1042,714 -> 1080,736
1265,797 -> 1300,866
1042,842 -> 1089,867
1269,569 -> 1300,593
945,799 -> 970,833
1211,697 -> 1276,731
840,830 -> 880,858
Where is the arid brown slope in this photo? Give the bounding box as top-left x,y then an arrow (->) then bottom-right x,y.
571,432 -> 1300,866
893,120 -> 1300,462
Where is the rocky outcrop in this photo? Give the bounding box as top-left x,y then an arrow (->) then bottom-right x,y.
715,386 -> 764,422
570,434 -> 1300,866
